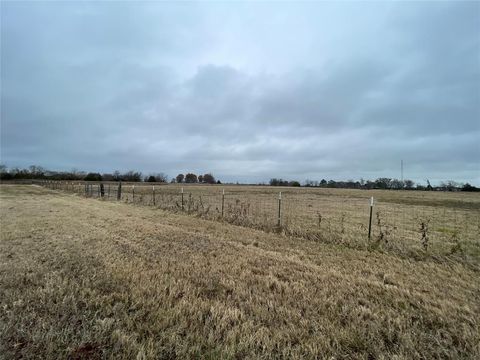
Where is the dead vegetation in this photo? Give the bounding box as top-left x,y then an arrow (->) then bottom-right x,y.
41,181 -> 480,266
1,185 -> 479,359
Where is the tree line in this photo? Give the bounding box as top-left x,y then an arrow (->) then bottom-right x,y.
0,165 -> 224,185
174,173 -> 220,184
0,166 -> 157,182
1,165 -> 477,191
272,178 -> 479,192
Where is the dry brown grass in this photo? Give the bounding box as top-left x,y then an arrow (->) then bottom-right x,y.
45,181 -> 480,265
1,185 -> 479,359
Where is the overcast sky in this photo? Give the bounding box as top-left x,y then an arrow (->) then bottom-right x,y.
1,1 -> 479,184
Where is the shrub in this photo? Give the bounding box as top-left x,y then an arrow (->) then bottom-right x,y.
84,173 -> 102,181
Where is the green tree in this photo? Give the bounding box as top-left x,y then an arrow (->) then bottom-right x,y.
176,174 -> 185,183
185,173 -> 198,183
203,173 -> 215,184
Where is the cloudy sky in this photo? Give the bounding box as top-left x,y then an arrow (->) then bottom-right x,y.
1,1 -> 479,184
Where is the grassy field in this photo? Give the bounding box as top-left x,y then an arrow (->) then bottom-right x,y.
44,181 -> 480,265
1,185 -> 479,359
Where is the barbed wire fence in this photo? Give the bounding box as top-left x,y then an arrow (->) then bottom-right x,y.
33,180 -> 479,258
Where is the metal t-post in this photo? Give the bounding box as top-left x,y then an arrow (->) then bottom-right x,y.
368,197 -> 374,240
221,189 -> 225,217
277,192 -> 282,227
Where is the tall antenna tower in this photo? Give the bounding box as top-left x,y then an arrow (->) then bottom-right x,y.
401,160 -> 404,184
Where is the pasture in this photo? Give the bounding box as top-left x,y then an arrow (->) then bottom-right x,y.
43,181 -> 480,264
1,184 -> 479,359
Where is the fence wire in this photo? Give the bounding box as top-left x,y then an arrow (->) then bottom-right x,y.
36,180 -> 479,257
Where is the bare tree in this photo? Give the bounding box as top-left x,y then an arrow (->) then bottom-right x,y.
155,173 -> 168,183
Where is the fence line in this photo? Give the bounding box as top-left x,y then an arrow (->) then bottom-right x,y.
32,180 -> 479,258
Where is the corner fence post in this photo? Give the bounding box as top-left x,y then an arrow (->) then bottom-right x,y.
117,182 -> 122,201
181,187 -> 184,211
152,185 -> 155,206
221,189 -> 225,217
277,192 -> 282,227
368,196 -> 374,240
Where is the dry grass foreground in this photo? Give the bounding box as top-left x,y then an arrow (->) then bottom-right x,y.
0,185 -> 479,359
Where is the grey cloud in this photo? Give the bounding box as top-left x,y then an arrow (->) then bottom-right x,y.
1,1 -> 479,185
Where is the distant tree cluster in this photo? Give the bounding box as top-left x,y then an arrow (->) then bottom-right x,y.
0,165 -> 169,183
0,165 -> 86,181
302,178 -> 479,192
461,183 -> 480,192
269,178 -> 301,187
78,170 -> 145,182
84,173 -> 102,181
144,173 -> 169,183
175,173 -> 220,184
303,178 -> 416,190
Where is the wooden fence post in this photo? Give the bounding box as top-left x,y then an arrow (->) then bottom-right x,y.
153,185 -> 155,206
117,182 -> 122,201
181,187 -> 184,211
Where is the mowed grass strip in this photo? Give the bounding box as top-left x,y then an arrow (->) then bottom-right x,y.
1,185 -> 479,359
